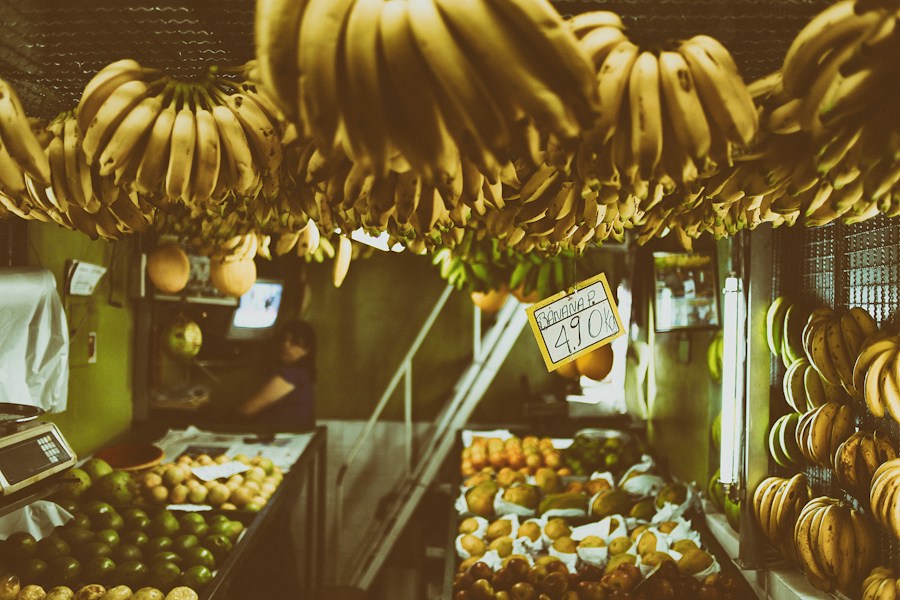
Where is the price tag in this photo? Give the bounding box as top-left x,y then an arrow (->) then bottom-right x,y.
191,461 -> 249,482
525,273 -> 625,371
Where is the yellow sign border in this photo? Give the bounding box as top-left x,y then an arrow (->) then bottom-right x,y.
524,272 -> 626,372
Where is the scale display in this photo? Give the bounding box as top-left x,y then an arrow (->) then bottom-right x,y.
0,423 -> 76,496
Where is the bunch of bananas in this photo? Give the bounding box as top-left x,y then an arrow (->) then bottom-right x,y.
0,77 -> 50,188
834,429 -> 898,495
255,0 -> 599,186
794,401 -> 855,468
783,357 -> 847,412
853,331 -> 900,424
862,567 -> 900,600
803,305 -> 878,396
766,0 -> 900,222
793,496 -> 877,594
751,474 -> 811,561
76,59 -> 285,209
767,413 -> 803,468
571,12 -> 757,197
870,458 -> 900,539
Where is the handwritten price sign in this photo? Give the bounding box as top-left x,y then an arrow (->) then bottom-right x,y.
525,273 -> 625,371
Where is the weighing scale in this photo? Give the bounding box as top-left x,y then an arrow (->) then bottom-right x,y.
0,403 -> 76,496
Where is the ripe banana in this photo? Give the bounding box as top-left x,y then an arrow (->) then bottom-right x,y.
0,78 -> 51,186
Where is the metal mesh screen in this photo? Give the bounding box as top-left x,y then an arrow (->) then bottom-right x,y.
772,216 -> 900,572
0,0 -> 833,119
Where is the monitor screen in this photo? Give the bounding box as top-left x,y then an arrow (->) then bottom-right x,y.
227,279 -> 283,340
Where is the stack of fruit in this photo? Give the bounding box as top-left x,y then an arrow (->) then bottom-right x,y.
834,429 -> 897,495
802,305 -> 878,396
766,413 -> 803,469
869,458 -> 900,540
0,576 -> 199,600
136,454 -> 282,512
862,567 -> 900,600
460,436 -> 564,479
0,505 -> 242,595
751,474 -> 811,560
793,496 -> 877,594
561,432 -> 642,479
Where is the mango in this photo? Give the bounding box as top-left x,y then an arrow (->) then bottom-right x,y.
590,489 -> 631,518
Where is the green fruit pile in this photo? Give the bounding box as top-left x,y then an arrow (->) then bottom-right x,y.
56,458 -> 139,507
561,433 -> 642,478
1,504 -> 244,594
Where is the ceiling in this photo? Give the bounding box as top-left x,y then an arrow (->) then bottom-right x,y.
0,0 -> 832,120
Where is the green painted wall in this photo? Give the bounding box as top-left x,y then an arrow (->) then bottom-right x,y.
26,222 -> 134,457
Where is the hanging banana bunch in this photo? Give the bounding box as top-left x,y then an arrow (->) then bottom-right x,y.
570,11 -> 758,202
75,59 -> 286,211
772,0 -> 900,221
255,0 -> 600,189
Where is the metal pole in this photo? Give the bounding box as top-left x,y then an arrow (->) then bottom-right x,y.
403,361 -> 413,472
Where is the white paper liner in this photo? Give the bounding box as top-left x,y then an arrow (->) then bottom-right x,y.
547,547 -> 579,572
458,516 -> 490,539
462,429 -> 513,447
620,474 -> 666,497
576,544 -> 609,567
637,551 -> 676,578
690,556 -> 721,581
494,487 -> 538,517
474,549 -> 504,571
0,501 -> 72,540
655,517 -> 702,547
542,507 -> 588,519
570,515 -> 628,543
617,455 -> 656,485
588,471 -> 617,487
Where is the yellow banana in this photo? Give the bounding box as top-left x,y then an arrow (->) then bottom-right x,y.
658,50 -> 711,164
0,78 -> 51,186
190,105 -> 222,205
593,40 -> 639,143
333,235 -> 353,287
628,51 -> 663,181
253,0 -> 308,120
81,79 -> 152,165
135,100 -> 177,197
164,102 -> 197,202
98,91 -> 165,177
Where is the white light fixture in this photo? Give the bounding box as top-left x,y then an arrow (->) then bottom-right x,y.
719,275 -> 745,494
348,228 -> 405,252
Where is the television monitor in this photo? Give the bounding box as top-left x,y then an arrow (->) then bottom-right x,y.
225,278 -> 284,341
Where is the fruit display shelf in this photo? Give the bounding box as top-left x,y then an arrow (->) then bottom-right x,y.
0,426 -> 326,600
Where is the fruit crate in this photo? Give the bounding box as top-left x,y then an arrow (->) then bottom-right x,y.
771,215 -> 900,573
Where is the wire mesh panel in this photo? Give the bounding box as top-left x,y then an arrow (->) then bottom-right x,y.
772,217 -> 900,573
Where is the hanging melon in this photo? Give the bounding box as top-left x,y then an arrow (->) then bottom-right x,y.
554,359 -> 581,380
575,344 -> 614,381
146,243 -> 190,294
471,287 -> 509,314
210,259 -> 256,297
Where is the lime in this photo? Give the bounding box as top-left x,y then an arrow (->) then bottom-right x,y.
148,560 -> 182,592
182,522 -> 209,539
95,529 -> 121,549
171,534 -> 199,556
150,551 -> 183,566
121,531 -> 149,548
82,457 -> 114,482
181,547 -> 215,570
20,557 -> 48,583
58,467 -> 92,500
224,521 -> 244,542
121,508 -> 151,531
178,513 -> 206,529
82,500 -> 115,520
68,513 -> 92,530
47,555 -> 81,586
180,565 -> 213,589
58,526 -> 94,548
92,470 -> 135,506
113,544 -> 143,563
206,514 -> 229,527
36,536 -> 71,561
148,511 -> 180,538
202,534 -> 232,562
81,555 -> 116,584
114,560 -> 149,588
77,541 -> 113,561
6,532 -> 38,559
144,536 -> 173,555
98,512 -> 125,532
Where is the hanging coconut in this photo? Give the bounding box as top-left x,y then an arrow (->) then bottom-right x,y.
471,287 -> 510,314
210,258 -> 256,297
146,243 -> 191,294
